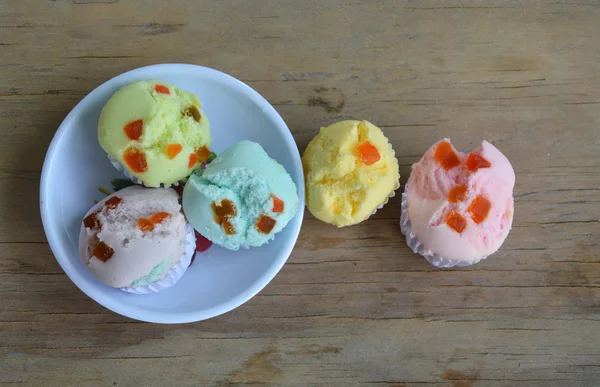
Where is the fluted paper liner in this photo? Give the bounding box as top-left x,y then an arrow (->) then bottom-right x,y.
400,184 -> 486,268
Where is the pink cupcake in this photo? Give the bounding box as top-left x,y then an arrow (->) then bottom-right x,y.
400,139 -> 515,267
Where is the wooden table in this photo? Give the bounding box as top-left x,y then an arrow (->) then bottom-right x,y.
2,1 -> 599,386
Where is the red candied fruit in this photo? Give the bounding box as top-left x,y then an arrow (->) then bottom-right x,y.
445,210 -> 467,233
123,147 -> 148,173
83,210 -> 101,229
466,153 -> 491,172
124,119 -> 143,140
448,185 -> 467,203
149,211 -> 171,224
188,153 -> 198,168
194,230 -> 213,252
356,141 -> 381,166
93,241 -> 115,262
137,218 -> 154,232
154,84 -> 170,94
256,215 -> 276,234
105,196 -> 123,210
166,143 -> 183,159
434,141 -> 461,170
468,195 -> 491,224
271,195 -> 284,213
196,146 -> 211,163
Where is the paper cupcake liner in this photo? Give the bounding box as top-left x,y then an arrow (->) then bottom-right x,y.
399,184 -> 485,268
363,143 -> 402,221
120,223 -> 197,294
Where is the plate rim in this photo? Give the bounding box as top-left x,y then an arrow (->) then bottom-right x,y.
39,63 -> 305,323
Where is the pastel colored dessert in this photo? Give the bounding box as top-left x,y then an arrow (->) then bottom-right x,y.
182,141 -> 299,250
400,139 -> 515,267
98,80 -> 211,187
79,186 -> 195,293
302,120 -> 400,227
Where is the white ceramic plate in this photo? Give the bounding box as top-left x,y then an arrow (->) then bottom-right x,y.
40,64 -> 305,323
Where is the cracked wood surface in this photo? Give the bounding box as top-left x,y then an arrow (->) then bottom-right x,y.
1,0 -> 600,386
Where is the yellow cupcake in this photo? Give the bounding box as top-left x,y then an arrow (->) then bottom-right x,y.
302,120 -> 400,227
98,80 -> 211,187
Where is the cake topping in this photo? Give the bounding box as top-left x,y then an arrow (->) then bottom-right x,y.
184,106 -> 201,123
466,153 -> 491,172
356,141 -> 381,166
271,195 -> 284,213
123,147 -> 148,173
196,145 -> 211,162
448,185 -> 467,203
257,215 -> 276,234
434,141 -> 461,170
213,199 -> 237,235
137,218 -> 154,232
93,241 -> 115,262
445,210 -> 467,233
104,196 -> 123,210
124,119 -> 143,140
468,195 -> 491,224
83,210 -> 101,230
166,144 -> 183,159
154,84 -> 170,94
149,211 -> 171,224
188,153 -> 198,168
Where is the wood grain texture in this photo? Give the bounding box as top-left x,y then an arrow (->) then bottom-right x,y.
1,0 -> 600,386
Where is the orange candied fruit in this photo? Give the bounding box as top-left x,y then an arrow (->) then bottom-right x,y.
445,210 -> 467,233
356,141 -> 381,166
196,145 -> 211,163
434,141 -> 461,170
154,84 -> 170,94
212,199 -> 237,235
271,195 -> 284,213
137,218 -> 154,232
105,196 -> 123,210
188,153 -> 198,168
93,241 -> 115,262
83,210 -> 101,230
123,147 -> 148,173
468,195 -> 491,224
149,211 -> 171,224
466,153 -> 491,172
256,215 -> 276,234
448,185 -> 467,203
166,143 -> 183,159
124,119 -> 143,140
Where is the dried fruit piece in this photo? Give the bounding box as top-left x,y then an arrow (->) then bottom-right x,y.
271,195 -> 284,213
137,218 -> 154,232
466,153 -> 491,172
166,143 -> 183,159
124,119 -> 143,140
445,210 -> 467,233
188,153 -> 198,168
468,195 -> 491,224
434,141 -> 461,170
212,199 -> 237,219
105,196 -> 123,210
184,106 -> 201,122
356,141 -> 381,166
194,230 -> 213,252
83,210 -> 101,229
149,211 -> 171,224
196,145 -> 211,162
448,185 -> 467,203
256,215 -> 276,234
221,219 -> 236,235
154,84 -> 170,94
123,147 -> 148,173
93,241 -> 115,262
